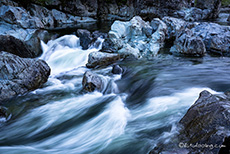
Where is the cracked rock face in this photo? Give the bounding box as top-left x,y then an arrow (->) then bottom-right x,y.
179,90 -> 230,154
0,51 -> 50,103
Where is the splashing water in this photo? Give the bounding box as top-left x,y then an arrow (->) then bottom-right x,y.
1,34 -> 230,154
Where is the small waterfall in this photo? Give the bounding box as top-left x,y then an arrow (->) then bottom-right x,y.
40,35 -> 104,76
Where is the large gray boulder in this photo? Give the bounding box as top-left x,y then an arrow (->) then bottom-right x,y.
179,90 -> 230,153
0,51 -> 50,103
162,16 -> 187,41
0,22 -> 52,58
86,51 -> 120,68
191,23 -> 230,56
163,17 -> 230,56
170,29 -> 206,56
0,5 -> 44,29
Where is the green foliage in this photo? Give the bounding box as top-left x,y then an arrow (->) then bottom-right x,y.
222,0 -> 230,6
116,0 -> 127,5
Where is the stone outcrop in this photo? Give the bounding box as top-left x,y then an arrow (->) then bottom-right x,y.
191,22 -> 230,56
163,17 -> 230,56
0,4 -> 44,29
179,90 -> 230,153
0,51 -> 50,103
1,0 -> 193,22
170,29 -> 206,56
0,22 -> 52,58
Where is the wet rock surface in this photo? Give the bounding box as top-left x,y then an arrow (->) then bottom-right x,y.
82,71 -> 105,92
0,24 -> 53,58
0,51 -> 50,103
170,29 -> 206,56
86,52 -> 120,68
179,90 -> 230,154
191,22 -> 230,56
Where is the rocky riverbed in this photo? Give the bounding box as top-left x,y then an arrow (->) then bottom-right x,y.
0,0 -> 230,154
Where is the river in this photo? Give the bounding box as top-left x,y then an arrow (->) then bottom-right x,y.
0,33 -> 229,154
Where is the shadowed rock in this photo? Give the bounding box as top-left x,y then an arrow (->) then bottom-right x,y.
170,29 -> 206,56
0,51 -> 50,103
179,90 -> 230,153
82,71 -> 105,92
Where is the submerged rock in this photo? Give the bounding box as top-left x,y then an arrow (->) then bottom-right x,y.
86,51 -> 120,68
170,29 -> 206,56
179,90 -> 230,153
82,71 -> 105,92
0,51 -> 50,103
112,65 -> 123,74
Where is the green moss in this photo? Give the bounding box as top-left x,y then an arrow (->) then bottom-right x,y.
222,0 -> 230,6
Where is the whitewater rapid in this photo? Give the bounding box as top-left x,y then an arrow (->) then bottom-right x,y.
0,34 -> 224,154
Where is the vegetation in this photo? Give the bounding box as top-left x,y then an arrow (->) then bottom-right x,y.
222,0 -> 230,6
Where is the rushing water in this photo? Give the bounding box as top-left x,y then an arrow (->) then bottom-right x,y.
1,34 -> 230,154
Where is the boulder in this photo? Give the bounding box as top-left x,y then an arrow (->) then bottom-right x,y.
102,16 -> 167,57
0,22 -> 52,58
170,29 -> 206,56
162,16 -> 197,40
0,5 -> 44,29
112,65 -> 123,74
0,51 -> 50,103
82,71 -> 105,92
149,18 -> 167,56
191,23 -> 230,56
179,90 -> 230,153
118,44 -> 141,59
97,0 -> 135,21
164,17 -> 230,56
76,29 -> 92,50
86,51 -> 120,68
75,29 -> 107,50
